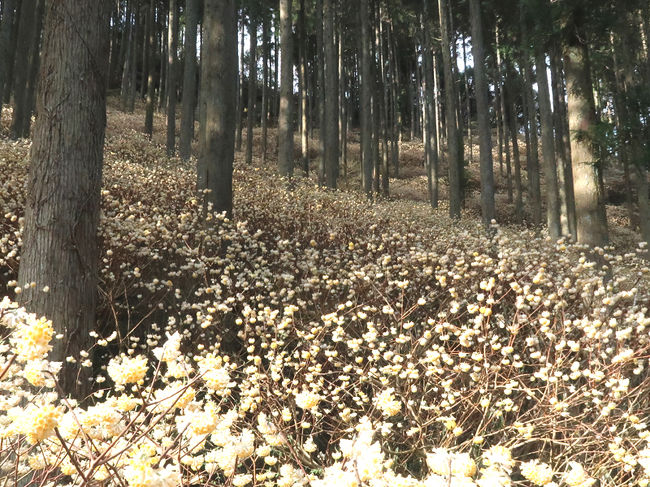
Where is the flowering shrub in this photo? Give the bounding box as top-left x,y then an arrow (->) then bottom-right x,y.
0,107 -> 649,486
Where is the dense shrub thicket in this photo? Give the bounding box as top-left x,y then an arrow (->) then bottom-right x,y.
1,111 -> 649,486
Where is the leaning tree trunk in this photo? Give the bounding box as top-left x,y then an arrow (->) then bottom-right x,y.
17,0 -> 110,397
469,0 -> 495,226
564,37 -> 608,247
278,0 -> 294,177
198,0 -> 236,217
438,0 -> 462,219
179,0 -> 199,161
166,0 -> 178,156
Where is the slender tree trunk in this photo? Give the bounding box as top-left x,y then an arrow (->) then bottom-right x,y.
10,0 -> 37,139
316,0 -> 325,184
0,0 -> 16,113
180,0 -> 199,161
462,36 -> 472,164
520,6 -> 542,226
564,37 -> 608,246
323,0 -> 339,188
422,2 -> 438,208
536,47 -> 562,238
127,4 -> 140,112
18,0 -> 110,397
158,10 -> 167,111
120,5 -> 134,110
166,0 -> 178,156
278,0 -> 294,177
236,18 -> 244,152
551,48 -> 576,238
438,0 -> 461,219
246,18 -> 258,166
23,0 -> 45,135
299,0 -> 309,174
469,0 -> 495,226
262,14 -> 270,164
506,67 -> 523,223
198,0 -> 236,217
360,0 -> 373,196
144,0 -> 155,137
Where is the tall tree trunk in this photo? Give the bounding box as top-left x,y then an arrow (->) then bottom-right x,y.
299,0 -> 309,174
360,0 -> 373,196
127,3 -> 140,112
469,0 -> 495,226
278,0 -> 294,177
536,47 -> 562,238
550,48 -> 576,238
158,10 -> 167,111
246,18 -> 258,166
144,0 -> 155,137
166,0 -> 178,156
120,5 -> 134,110
10,0 -> 38,139
520,6 -> 542,226
323,0 -> 339,188
180,0 -> 199,161
23,0 -> 45,135
316,0 -> 325,184
438,0 -> 461,219
422,2 -> 438,208
18,0 -> 110,396
198,0 -> 236,217
261,14 -> 270,164
564,36 -> 608,246
506,66 -> 523,223
236,18 -> 244,152
0,0 -> 16,113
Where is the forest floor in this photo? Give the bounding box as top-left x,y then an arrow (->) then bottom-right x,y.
104,97 -> 638,253
1,99 -> 649,486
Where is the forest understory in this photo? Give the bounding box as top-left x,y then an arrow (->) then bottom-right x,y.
1,101 -> 650,486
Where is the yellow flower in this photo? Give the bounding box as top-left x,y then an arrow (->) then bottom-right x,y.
13,315 -> 53,361
375,388 -> 401,417
17,404 -> 63,444
295,389 -> 321,411
521,460 -> 554,486
107,354 -> 149,385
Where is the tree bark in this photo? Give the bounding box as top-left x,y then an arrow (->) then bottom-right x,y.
299,0 -> 309,174
18,0 -> 110,397
198,0 -> 236,217
278,0 -> 294,177
323,0 -> 339,189
180,0 -> 199,161
422,2 -> 438,208
10,0 -> 38,139
246,18 -> 258,166
536,47 -> 562,238
564,39 -> 608,246
166,0 -> 179,156
360,0 -> 374,196
469,0 -> 495,226
144,0 -> 155,137
261,13 -> 270,164
0,0 -> 16,113
438,0 -> 461,219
